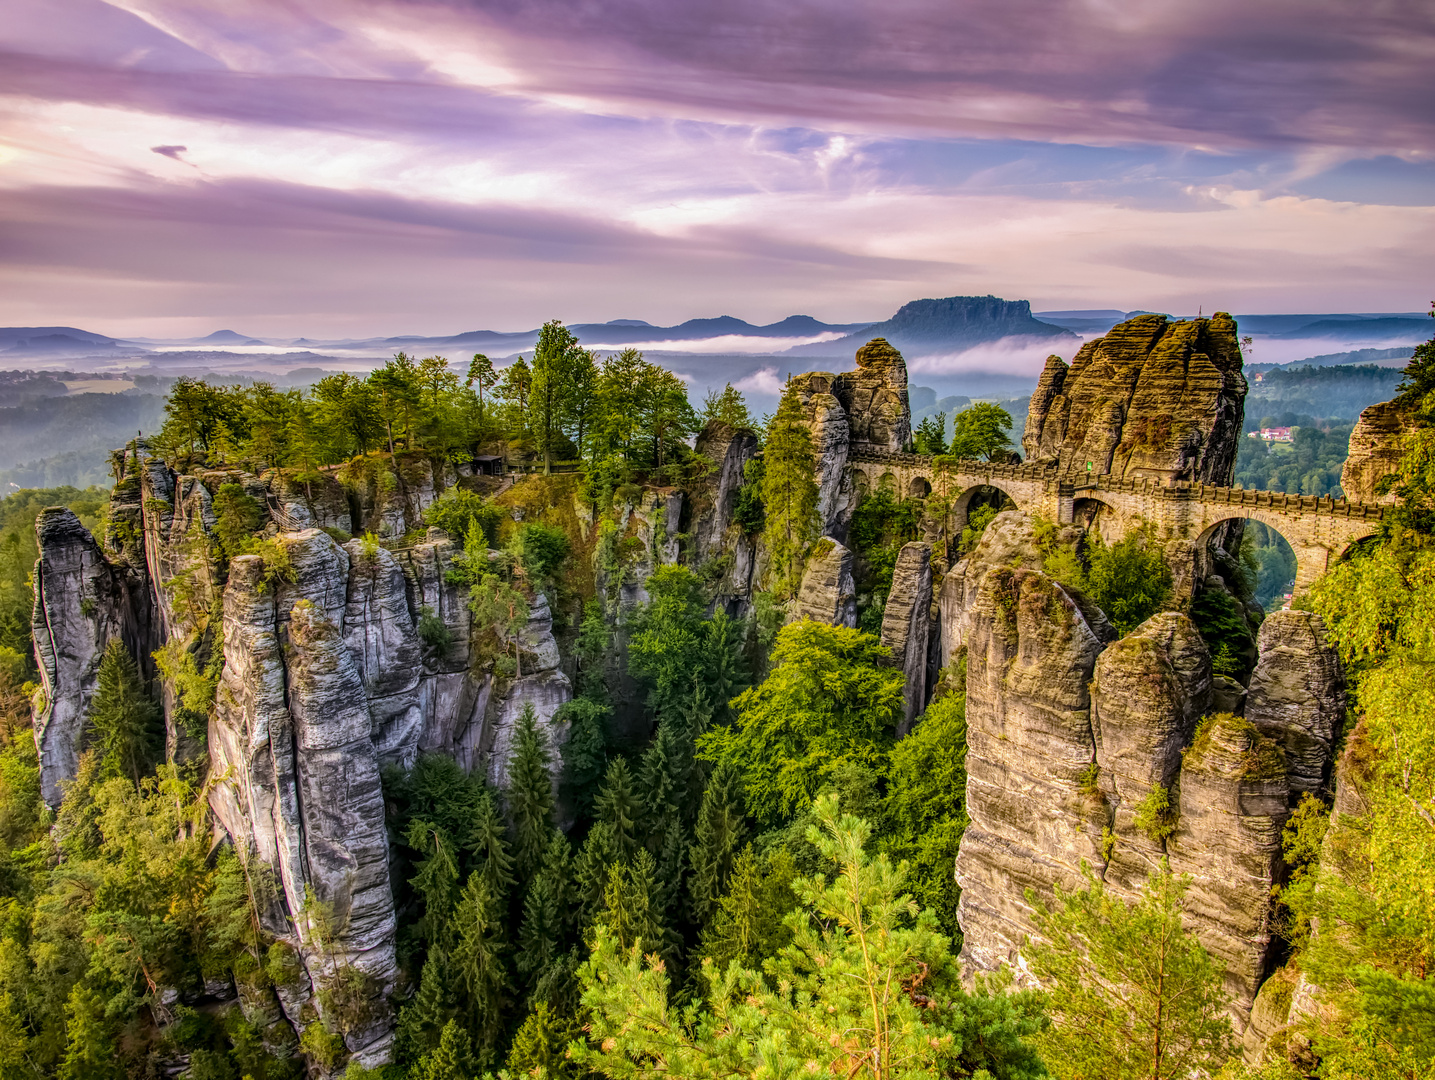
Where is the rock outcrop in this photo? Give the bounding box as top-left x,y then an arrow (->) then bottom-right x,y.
794,538 -> 857,628
954,566 -> 1112,976
937,512 -> 1047,668
690,421 -> 758,566
790,373 -> 855,536
1022,314 -> 1248,485
880,541 -> 933,732
1091,613 -> 1211,895
834,338 -> 911,453
31,507 -> 154,805
1244,611 -> 1345,798
1168,713 -> 1290,1019
1340,399 -> 1415,504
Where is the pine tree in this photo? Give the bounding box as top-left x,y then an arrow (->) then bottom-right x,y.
699,847 -> 797,974
451,870 -> 512,1064
516,866 -> 563,1000
396,949 -> 455,1065
759,385 -> 820,598
505,1001 -> 579,1080
506,704 -> 555,881
87,639 -> 160,788
413,1018 -> 479,1080
651,816 -> 688,966
57,984 -> 123,1080
593,757 -> 639,862
687,760 -> 747,930
406,818 -> 461,951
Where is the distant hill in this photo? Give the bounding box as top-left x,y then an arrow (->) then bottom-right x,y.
1283,346 -> 1414,369
0,326 -> 118,348
786,295 -> 1074,358
1275,317 -> 1431,340
191,330 -> 264,345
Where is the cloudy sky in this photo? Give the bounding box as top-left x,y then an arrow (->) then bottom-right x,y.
2,0 -> 1433,339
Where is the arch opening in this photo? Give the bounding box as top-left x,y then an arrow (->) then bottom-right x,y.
1072,497 -> 1123,547
908,476 -> 932,498
1195,516 -> 1301,613
949,483 -> 1019,560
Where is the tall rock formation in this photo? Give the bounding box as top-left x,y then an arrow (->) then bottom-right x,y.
788,372 -> 855,537
1340,399 -> 1416,504
1244,611 -> 1345,798
794,538 -> 857,628
880,541 -> 933,732
1022,313 -> 1248,484
955,565 -> 1114,975
834,338 -> 912,453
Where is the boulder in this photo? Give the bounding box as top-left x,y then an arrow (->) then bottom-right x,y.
1244,610 -> 1345,798
794,538 -> 857,628
1021,313 -> 1247,485
880,541 -> 932,732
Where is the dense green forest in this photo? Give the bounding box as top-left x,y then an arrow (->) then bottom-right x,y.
0,322 -> 1429,1079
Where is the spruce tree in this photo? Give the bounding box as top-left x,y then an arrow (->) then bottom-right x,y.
593,757 -> 640,862
87,639 -> 160,788
687,761 -> 747,930
516,868 -> 563,998
759,385 -> 820,598
573,820 -> 622,923
637,722 -> 687,851
464,788 -> 515,903
505,704 -> 555,881
395,949 -> 455,1064
413,1018 -> 479,1080
601,851 -> 665,956
406,818 -> 461,951
451,870 -> 512,1064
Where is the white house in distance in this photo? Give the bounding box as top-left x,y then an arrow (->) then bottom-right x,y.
1249,426 -> 1295,442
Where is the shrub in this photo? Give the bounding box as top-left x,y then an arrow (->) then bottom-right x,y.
1133,783 -> 1179,843
416,606 -> 453,654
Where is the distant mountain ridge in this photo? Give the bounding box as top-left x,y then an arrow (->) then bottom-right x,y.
787,295 -> 1075,357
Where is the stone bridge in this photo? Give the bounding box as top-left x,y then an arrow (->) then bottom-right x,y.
847,447 -> 1385,593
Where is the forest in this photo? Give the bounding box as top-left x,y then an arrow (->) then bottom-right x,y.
0,320 -> 1430,1080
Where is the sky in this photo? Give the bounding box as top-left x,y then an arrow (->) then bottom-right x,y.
2,0 -> 1433,339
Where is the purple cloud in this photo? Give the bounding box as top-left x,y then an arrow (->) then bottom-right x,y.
150,144 -> 188,159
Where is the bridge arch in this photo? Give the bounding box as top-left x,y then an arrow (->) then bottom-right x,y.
1193,508 -> 1376,598
1071,496 -> 1125,547
908,475 -> 932,498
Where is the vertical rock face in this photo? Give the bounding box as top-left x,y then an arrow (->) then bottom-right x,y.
955,566 -> 1112,976
692,422 -> 759,563
834,338 -> 911,452
789,373 -> 855,537
794,539 -> 857,628
880,541 -> 932,731
1244,610 -> 1344,797
1090,613 -> 1211,894
937,511 -> 1047,667
1021,313 -> 1248,485
1167,713 -> 1289,1019
1340,399 -> 1415,504
342,541 -> 425,768
31,508 -> 152,805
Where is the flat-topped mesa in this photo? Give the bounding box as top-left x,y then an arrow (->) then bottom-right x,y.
1023,313 -> 1248,484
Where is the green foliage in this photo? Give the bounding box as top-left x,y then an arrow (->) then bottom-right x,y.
416,606 -> 454,655
759,387 -> 820,598
1234,421 -> 1355,497
412,1018 -> 479,1080
555,697 -> 609,819
1027,863 -> 1236,1079
959,501 -> 998,555
511,522 -> 570,586
947,402 -> 1014,461
152,636 -> 220,736
212,483 -> 263,561
882,693 -> 969,938
848,488 -> 922,626
699,620 -> 903,829
1083,527 -> 1173,635
699,383 -> 754,432
86,640 -> 162,788
686,761 -> 747,932
505,1000 -> 579,1079
577,793 -> 1047,1080
912,411 -> 948,455
1392,305 -> 1435,408
505,705 -> 555,882
696,845 -> 796,977
425,489 -> 502,548
1131,784 -> 1178,843
1190,585 -> 1256,680
731,457 -> 765,536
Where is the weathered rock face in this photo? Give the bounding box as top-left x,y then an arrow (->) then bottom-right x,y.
1244,611 -> 1344,798
880,541 -> 932,732
834,338 -> 911,452
1022,314 -> 1248,484
937,511 -> 1046,668
954,566 -> 1112,976
31,507 -> 155,805
1340,399 -> 1415,504
794,539 -> 857,628
790,373 -> 856,537
1090,613 -> 1211,894
690,421 -> 758,566
1168,714 -> 1289,1020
